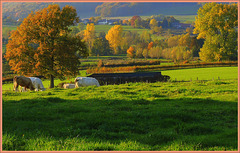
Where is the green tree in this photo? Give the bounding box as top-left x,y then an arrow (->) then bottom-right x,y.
5,4 -> 88,88
92,37 -> 112,56
78,22 -> 85,31
70,27 -> 80,36
193,2 -> 238,61
140,31 -> 151,43
121,31 -> 141,53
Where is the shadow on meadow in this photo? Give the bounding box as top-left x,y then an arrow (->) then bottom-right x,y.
2,96 -> 238,150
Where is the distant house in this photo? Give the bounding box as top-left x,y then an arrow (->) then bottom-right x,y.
172,22 -> 192,29
179,23 -> 192,28
98,19 -> 108,25
105,19 -> 121,25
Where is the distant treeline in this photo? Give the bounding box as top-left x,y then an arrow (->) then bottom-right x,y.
3,2 -> 200,21
95,2 -> 201,17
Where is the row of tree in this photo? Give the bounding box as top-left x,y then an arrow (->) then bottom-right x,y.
79,22 -> 203,63
126,31 -> 204,62
84,15 -> 180,30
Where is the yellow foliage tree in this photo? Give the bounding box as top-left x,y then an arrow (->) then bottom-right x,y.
83,23 -> 96,56
193,2 -> 238,61
105,25 -> 123,54
149,19 -> 158,29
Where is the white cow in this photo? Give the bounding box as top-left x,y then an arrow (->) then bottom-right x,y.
63,83 -> 75,89
75,77 -> 100,87
29,77 -> 46,91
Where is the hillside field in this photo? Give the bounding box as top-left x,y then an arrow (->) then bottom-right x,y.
2,66 -> 238,151
2,78 -> 238,151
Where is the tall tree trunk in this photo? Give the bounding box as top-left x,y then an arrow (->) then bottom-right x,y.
50,74 -> 54,88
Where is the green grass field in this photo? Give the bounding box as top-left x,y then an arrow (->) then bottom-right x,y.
161,67 -> 238,81
2,67 -> 237,90
2,78 -> 238,151
169,15 -> 196,24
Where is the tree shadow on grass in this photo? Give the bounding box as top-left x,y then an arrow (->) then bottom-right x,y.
2,97 -> 238,151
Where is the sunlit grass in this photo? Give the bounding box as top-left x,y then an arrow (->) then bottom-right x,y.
2,79 -> 238,151
161,67 -> 238,81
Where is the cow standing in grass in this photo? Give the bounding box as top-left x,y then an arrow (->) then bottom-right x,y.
13,76 -> 35,92
29,77 -> 46,91
63,83 -> 75,89
75,77 -> 100,87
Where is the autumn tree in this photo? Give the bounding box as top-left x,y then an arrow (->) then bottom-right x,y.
122,19 -> 128,25
149,19 -> 158,29
148,42 -> 154,51
142,48 -> 149,59
171,46 -> 192,63
186,27 -> 192,34
5,4 -> 88,88
135,45 -> 144,58
127,46 -> 135,58
130,16 -> 141,27
83,23 -> 96,56
151,26 -> 163,35
106,25 -> 123,54
193,2 -> 238,61
178,33 -> 191,48
167,35 -> 180,48
148,46 -> 162,59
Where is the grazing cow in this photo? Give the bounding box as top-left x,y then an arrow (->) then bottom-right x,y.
75,77 -> 100,87
13,76 -> 35,92
63,83 -> 75,89
29,77 -> 46,91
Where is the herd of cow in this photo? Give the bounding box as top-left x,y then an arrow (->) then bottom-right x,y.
13,76 -> 100,92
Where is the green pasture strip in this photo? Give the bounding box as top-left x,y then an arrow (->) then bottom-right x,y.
86,55 -> 126,60
161,67 -> 238,81
107,15 -> 197,23
2,80 -> 238,151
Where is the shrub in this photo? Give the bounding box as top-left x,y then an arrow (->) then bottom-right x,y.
97,60 -> 104,67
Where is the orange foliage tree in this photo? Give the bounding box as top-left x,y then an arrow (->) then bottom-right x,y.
127,46 -> 135,58
5,4 -> 88,88
148,42 -> 154,50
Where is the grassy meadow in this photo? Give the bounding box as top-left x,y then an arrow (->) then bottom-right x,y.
2,66 -> 238,151
161,67 -> 238,81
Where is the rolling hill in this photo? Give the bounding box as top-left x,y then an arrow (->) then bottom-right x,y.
2,2 -> 201,20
